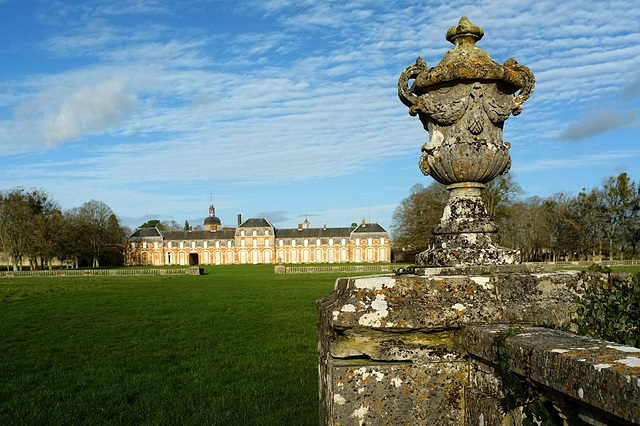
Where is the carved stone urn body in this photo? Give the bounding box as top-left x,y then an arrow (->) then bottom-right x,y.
398,17 -> 534,266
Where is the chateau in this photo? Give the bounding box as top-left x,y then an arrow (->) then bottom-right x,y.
126,206 -> 391,266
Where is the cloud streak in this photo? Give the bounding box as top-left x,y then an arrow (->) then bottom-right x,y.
558,109 -> 640,142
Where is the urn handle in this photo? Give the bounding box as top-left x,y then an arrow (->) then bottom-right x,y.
398,57 -> 429,114
503,58 -> 535,116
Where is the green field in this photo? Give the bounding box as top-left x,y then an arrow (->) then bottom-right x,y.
0,265 -> 364,425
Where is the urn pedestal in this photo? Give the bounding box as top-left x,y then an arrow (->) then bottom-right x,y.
398,17 -> 534,267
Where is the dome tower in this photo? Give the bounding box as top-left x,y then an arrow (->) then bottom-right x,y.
204,204 -> 221,231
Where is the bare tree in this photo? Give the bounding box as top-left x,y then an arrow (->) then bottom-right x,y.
0,188 -> 51,271
77,200 -> 117,268
391,183 -> 448,261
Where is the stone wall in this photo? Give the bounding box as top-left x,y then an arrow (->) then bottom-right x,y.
317,269 -> 639,425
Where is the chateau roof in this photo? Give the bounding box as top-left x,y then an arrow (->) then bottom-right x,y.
164,228 -> 236,240
129,227 -> 163,239
239,218 -> 274,228
275,227 -> 354,238
204,216 -> 221,225
352,223 -> 388,234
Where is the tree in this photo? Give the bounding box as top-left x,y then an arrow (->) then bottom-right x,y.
76,200 -> 119,267
161,220 -> 182,232
391,183 -> 448,261
599,173 -> 637,260
140,219 -> 163,230
482,174 -> 521,221
0,188 -> 52,271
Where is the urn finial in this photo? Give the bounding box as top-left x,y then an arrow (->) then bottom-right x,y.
445,16 -> 484,46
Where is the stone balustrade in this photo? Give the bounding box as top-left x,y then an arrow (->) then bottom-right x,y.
317,269 -> 640,425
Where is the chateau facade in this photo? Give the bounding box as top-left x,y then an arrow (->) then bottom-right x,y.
126,206 -> 391,266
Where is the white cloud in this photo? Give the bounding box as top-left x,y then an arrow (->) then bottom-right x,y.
43,79 -> 137,144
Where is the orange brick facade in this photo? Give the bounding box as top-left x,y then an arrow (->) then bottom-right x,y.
127,212 -> 390,266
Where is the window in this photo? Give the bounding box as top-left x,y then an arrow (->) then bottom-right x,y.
180,242 -> 184,248
191,241 -> 196,248
168,242 -> 172,248
279,240 -> 284,247
154,242 -> 158,249
240,230 -> 245,236
292,239 -> 296,247
341,238 -> 346,245
265,230 -> 269,235
380,237 -> 385,245
329,239 -> 334,246
143,242 -> 147,249
241,240 -> 245,247
252,230 -> 257,236
131,242 -> 136,249
227,241 -> 232,248
203,241 -> 208,248
368,238 -> 372,246
304,239 -> 309,247
356,238 -> 360,246
215,240 -> 220,248
265,239 -> 270,247
252,239 -> 257,248
316,238 -> 321,246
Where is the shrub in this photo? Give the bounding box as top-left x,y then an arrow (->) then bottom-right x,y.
573,266 -> 640,348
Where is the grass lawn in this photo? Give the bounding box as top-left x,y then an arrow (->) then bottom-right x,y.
0,265 -> 370,425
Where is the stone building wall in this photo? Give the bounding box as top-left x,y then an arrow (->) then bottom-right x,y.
127,217 -> 391,266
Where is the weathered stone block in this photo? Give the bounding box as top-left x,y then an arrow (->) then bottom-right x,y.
326,360 -> 467,425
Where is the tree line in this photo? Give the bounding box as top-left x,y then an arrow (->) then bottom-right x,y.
0,188 -> 126,271
391,173 -> 640,263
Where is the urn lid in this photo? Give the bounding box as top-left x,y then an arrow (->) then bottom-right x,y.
399,17 -> 534,115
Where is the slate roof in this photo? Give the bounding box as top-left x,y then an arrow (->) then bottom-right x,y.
352,223 -> 388,234
129,227 -> 164,239
204,216 -> 221,225
163,228 -> 237,240
239,218 -> 274,228
275,227 -> 354,239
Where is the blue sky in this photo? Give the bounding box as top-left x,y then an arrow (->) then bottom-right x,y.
1,0 -> 639,233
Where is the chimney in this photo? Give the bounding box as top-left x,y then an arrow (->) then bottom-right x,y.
237,214 -> 242,226
362,218 -> 366,227
298,223 -> 303,230
323,223 -> 327,230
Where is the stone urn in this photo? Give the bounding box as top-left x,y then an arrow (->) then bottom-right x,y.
398,17 -> 534,266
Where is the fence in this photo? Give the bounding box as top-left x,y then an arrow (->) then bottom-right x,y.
525,259 -> 640,267
0,267 -> 202,278
274,264 -> 408,274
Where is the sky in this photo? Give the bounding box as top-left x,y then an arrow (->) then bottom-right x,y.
1,0 -> 640,234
